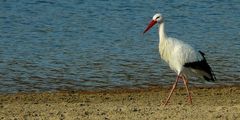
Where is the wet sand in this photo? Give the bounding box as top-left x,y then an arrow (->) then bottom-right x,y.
1,86 -> 240,120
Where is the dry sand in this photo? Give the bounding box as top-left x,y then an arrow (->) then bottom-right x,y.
1,86 -> 240,120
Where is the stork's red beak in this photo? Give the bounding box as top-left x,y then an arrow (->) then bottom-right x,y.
143,20 -> 157,34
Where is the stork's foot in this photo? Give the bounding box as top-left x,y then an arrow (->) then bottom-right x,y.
161,76 -> 181,107
182,76 -> 192,105
161,99 -> 170,106
187,94 -> 192,105
161,75 -> 194,106
188,91 -> 194,104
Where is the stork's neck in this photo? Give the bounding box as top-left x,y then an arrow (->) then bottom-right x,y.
159,22 -> 167,43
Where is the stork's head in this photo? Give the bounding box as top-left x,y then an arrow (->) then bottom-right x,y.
143,13 -> 163,34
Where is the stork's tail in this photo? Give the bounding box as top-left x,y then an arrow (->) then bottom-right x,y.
184,51 -> 216,81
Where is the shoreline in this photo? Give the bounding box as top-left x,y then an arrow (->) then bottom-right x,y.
1,83 -> 240,94
1,86 -> 240,119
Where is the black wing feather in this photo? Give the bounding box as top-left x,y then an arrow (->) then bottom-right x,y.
184,51 -> 216,81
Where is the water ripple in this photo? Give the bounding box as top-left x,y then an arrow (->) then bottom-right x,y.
0,0 -> 239,93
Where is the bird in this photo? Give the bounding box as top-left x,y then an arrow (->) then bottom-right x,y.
143,13 -> 216,106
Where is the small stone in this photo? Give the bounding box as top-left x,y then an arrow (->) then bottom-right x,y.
84,111 -> 89,116
132,107 -> 139,112
80,103 -> 85,106
216,114 -> 222,118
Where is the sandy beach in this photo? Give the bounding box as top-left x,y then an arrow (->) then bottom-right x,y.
1,86 -> 240,120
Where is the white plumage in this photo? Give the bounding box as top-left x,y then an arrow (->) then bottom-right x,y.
160,36 -> 200,74
144,13 -> 215,106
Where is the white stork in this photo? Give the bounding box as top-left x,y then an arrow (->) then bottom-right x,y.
143,13 -> 216,106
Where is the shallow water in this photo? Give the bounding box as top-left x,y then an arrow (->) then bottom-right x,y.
0,0 -> 239,93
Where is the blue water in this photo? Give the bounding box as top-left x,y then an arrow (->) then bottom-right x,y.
0,0 -> 240,93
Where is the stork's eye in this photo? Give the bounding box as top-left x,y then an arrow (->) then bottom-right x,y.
156,16 -> 160,19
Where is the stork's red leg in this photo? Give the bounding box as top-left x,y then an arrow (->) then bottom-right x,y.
182,76 -> 192,104
163,75 -> 181,106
